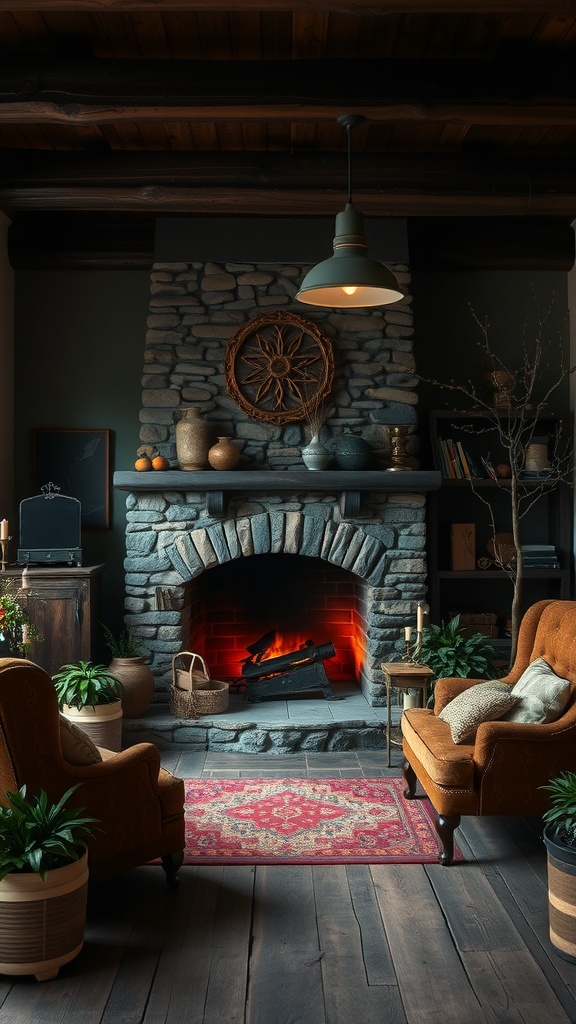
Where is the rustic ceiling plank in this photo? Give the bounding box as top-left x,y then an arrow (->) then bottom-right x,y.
1,100 -> 573,127
0,2 -> 575,13
1,185 -> 573,217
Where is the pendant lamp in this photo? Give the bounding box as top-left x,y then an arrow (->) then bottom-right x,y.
296,114 -> 403,309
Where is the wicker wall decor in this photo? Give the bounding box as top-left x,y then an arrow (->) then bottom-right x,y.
224,311 -> 334,425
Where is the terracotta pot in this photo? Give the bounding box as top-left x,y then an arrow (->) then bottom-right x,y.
60,701 -> 123,752
208,436 -> 240,471
175,408 -> 214,470
107,657 -> 155,718
0,849 -> 88,981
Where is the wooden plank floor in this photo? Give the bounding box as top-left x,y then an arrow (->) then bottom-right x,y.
1,745 -> 576,1024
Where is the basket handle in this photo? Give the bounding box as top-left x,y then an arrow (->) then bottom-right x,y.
171,651 -> 209,692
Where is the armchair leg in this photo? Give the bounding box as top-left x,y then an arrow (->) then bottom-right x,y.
435,814 -> 461,866
161,849 -> 184,888
402,758 -> 417,799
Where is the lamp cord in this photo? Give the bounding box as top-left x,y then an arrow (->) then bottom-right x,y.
346,123 -> 353,205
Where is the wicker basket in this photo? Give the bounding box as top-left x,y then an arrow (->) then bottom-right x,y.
170,652 -> 229,718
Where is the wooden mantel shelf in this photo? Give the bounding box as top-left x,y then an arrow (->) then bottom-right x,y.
113,469 -> 441,517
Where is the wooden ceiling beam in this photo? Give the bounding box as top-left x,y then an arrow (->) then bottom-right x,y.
1,57 -> 574,128
0,1 -> 574,13
0,184 -> 573,217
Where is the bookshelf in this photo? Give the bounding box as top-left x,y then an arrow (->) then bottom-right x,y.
427,410 -> 572,652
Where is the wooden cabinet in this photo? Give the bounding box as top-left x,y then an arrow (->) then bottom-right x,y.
4,565 -> 104,675
427,411 -> 572,652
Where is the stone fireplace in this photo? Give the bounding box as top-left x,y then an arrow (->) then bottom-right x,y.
113,256 -> 440,726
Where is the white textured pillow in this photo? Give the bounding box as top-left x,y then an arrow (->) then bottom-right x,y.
438,681 -> 518,744
502,658 -> 573,725
59,714 -> 102,765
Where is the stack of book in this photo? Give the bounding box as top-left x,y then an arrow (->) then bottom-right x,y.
436,438 -> 482,479
521,544 -> 560,570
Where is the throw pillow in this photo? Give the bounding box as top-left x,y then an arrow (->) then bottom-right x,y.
438,681 -> 518,744
501,658 -> 573,725
59,714 -> 102,765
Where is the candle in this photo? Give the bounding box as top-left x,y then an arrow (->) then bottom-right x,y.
416,604 -> 423,633
0,519 -> 8,541
404,626 -> 412,641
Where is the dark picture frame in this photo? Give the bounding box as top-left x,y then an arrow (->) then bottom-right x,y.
32,429 -> 111,529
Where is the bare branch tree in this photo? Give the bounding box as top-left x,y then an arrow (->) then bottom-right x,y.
419,288 -> 574,664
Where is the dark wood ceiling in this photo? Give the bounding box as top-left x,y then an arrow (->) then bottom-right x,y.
1,0 -> 575,268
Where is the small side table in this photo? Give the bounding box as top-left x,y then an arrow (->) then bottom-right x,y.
381,662 -> 434,767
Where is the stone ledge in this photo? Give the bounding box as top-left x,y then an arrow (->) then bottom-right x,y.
122,702 -> 401,755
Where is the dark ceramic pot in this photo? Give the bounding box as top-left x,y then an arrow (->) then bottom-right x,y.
334,434 -> 372,470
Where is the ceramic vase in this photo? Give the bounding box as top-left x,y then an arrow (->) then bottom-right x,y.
302,435 -> 331,471
208,436 -> 240,471
175,408 -> 213,470
334,433 -> 372,470
107,657 -> 155,718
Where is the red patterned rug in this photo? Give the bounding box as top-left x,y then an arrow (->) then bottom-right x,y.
181,777 -> 463,865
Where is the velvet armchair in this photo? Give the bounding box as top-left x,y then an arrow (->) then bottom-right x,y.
0,657 -> 185,885
401,600 -> 576,865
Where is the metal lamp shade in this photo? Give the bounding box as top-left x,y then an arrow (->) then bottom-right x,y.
296,204 -> 403,309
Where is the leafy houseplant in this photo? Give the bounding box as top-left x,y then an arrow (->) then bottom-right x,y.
0,783 -> 98,882
415,614 -> 498,704
53,660 -> 123,710
101,623 -> 143,659
541,772 -> 576,849
0,784 -> 98,980
0,576 -> 42,657
541,771 -> 576,963
53,660 -> 124,751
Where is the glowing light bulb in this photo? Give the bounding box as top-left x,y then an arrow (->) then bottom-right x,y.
342,286 -> 357,296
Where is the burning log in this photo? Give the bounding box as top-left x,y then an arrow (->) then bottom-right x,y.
242,636 -> 337,702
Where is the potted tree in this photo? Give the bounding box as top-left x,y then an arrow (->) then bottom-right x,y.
53,660 -> 123,751
0,784 -> 98,981
541,771 -> 576,963
101,624 -> 155,718
415,614 -> 499,706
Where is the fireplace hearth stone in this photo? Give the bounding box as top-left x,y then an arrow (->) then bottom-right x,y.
122,682 -> 396,754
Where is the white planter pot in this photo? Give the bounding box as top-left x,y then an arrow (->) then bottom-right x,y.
0,849 -> 88,981
61,700 -> 123,752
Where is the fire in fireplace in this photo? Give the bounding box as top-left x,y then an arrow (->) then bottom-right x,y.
240,631 -> 338,702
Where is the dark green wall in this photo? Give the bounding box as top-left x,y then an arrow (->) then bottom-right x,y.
12,266 -> 570,648
412,271 -> 570,466
14,271 -> 151,652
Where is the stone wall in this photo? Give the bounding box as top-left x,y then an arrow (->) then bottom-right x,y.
140,260 -> 416,468
120,258 -> 429,707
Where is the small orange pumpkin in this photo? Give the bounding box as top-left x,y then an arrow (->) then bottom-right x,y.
135,456 -> 152,471
152,455 -> 170,471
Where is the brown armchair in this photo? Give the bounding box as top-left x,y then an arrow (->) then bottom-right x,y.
0,657 -> 185,885
401,600 -> 576,865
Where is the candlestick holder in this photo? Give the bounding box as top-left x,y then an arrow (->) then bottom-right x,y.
385,425 -> 413,472
0,536 -> 11,571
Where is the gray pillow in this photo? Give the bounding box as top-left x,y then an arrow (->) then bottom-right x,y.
438,681 -> 518,744
502,658 -> 572,724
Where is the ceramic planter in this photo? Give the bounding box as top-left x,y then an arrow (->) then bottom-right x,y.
61,701 -> 123,752
0,849 -> 88,981
107,657 -> 155,718
543,824 -> 576,962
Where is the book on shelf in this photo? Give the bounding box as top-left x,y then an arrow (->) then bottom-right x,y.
480,456 -> 497,480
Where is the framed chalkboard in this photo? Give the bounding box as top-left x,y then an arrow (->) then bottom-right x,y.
32,429 -> 110,529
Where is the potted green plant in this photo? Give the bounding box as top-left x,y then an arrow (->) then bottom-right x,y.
0,577 -> 42,658
0,783 -> 98,981
415,614 -> 499,706
53,660 -> 124,751
541,771 -> 576,963
101,624 -> 155,718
